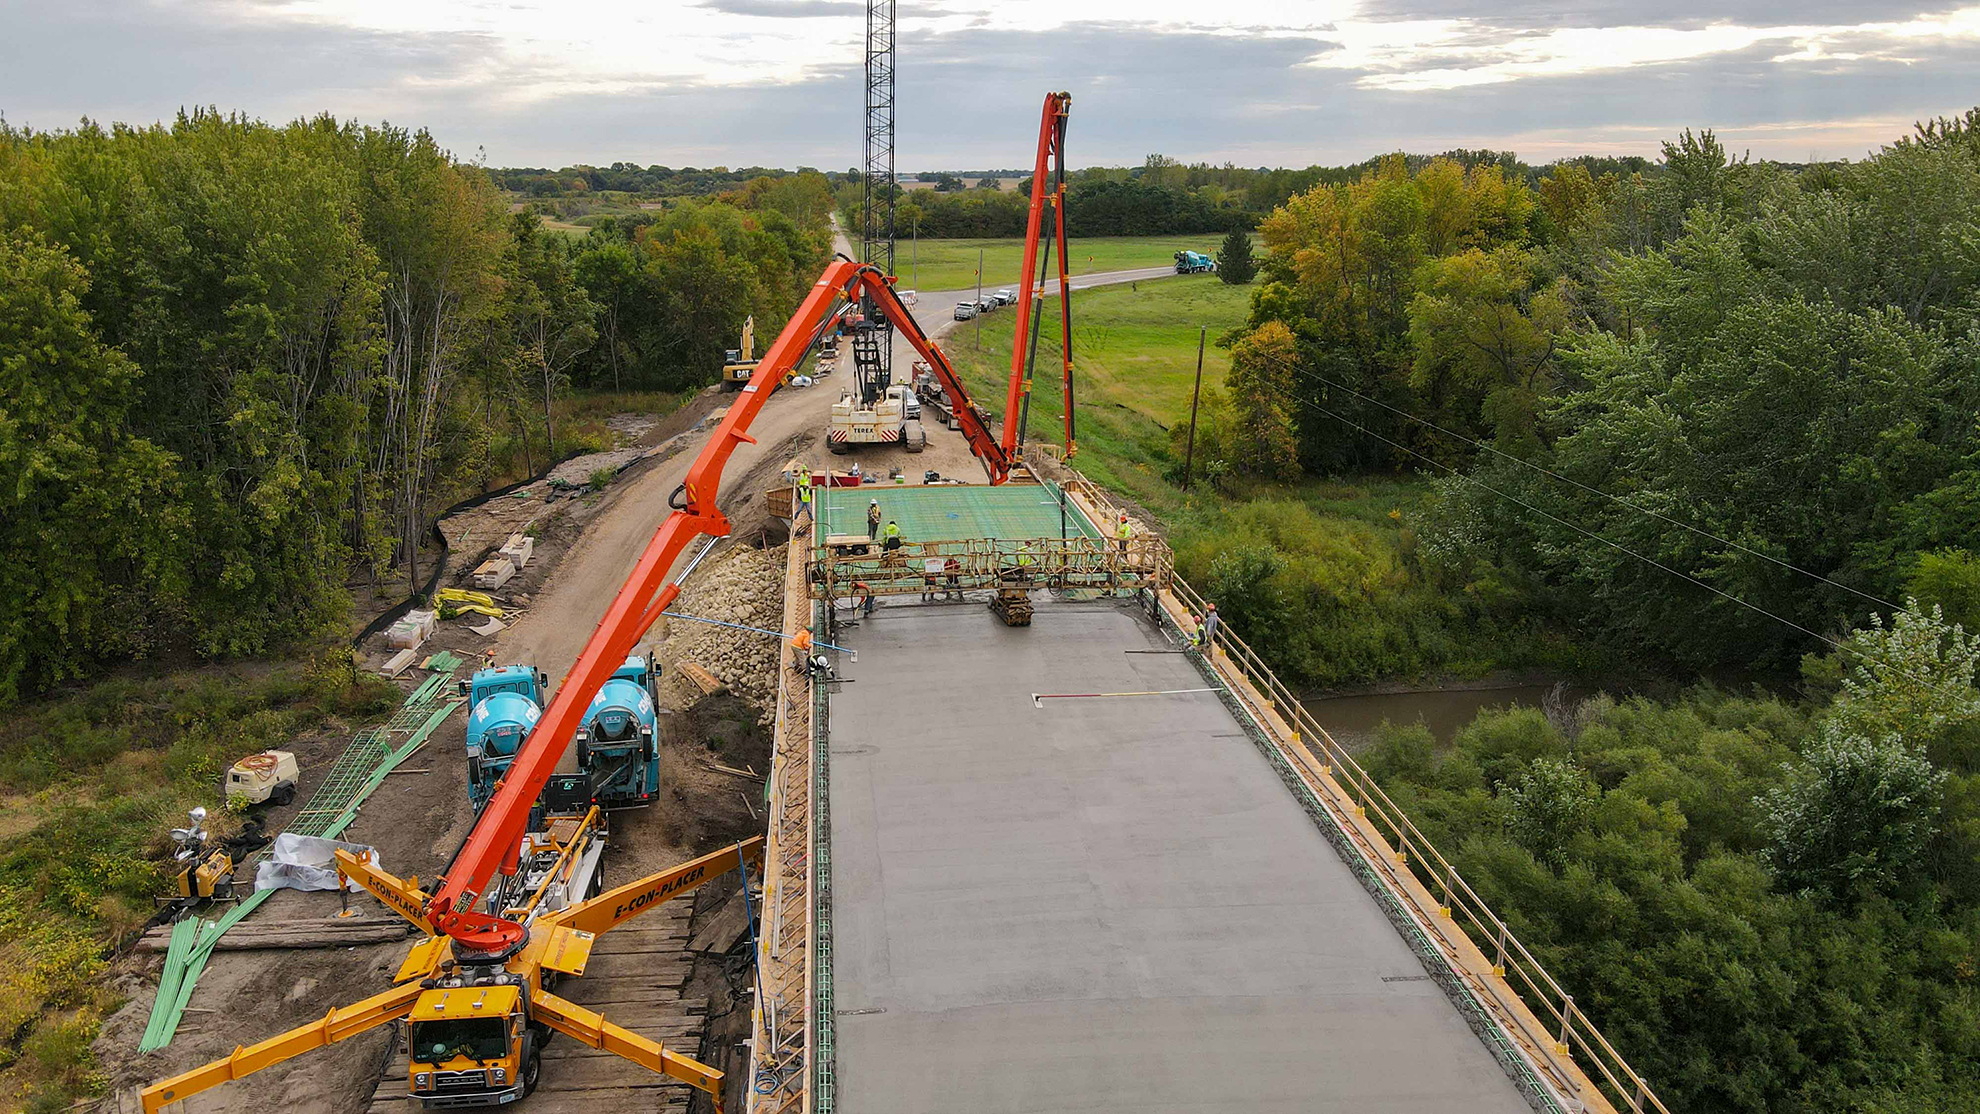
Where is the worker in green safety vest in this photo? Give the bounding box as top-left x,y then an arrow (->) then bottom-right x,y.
1115,513 -> 1132,557
795,466 -> 814,524
882,520 -> 902,551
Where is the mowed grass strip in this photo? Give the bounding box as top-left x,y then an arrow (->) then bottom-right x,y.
946,277 -> 1249,430
900,234 -> 1225,292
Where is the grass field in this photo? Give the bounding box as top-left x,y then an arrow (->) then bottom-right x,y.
948,277 -> 1246,438
900,234 -> 1224,293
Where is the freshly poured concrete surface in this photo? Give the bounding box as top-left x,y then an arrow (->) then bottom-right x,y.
828,601 -> 1535,1113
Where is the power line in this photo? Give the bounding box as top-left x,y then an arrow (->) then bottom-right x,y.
1284,364 -> 1902,612
1281,391 -> 1938,688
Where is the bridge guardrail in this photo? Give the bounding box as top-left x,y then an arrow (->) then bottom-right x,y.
1160,566 -> 1668,1114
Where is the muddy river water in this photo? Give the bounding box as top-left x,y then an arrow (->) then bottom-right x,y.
1302,682 -> 1575,752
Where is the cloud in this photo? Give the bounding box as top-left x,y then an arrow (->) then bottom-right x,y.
1351,1 -> 1948,31
1309,7 -> 1980,92
698,0 -> 864,17
2,0 -> 1976,169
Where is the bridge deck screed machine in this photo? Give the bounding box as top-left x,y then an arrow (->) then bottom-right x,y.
140,91 -> 1083,1114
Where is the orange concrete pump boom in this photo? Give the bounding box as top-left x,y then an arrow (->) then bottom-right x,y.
1003,91 -> 1076,463
425,260 -> 1009,953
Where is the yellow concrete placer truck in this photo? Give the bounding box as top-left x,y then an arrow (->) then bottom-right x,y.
141,820 -> 763,1112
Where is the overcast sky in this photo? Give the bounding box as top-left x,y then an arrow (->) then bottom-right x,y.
5,1 -> 1979,170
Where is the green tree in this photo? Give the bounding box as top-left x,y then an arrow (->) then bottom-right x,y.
1406,245 -> 1567,453
1826,600 -> 1980,754
1502,756 -> 1594,866
1907,551 -> 1980,634
1223,321 -> 1300,481
509,213 -> 599,458
1217,229 -> 1255,284
0,231 -> 180,700
1760,723 -> 1946,904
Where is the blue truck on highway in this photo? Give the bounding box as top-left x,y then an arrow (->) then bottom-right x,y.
1174,250 -> 1217,274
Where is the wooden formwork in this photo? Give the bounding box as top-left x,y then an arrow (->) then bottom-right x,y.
746,536 -> 821,1114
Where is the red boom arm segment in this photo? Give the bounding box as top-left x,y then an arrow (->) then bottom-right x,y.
427,261 -> 1010,950
1003,92 -> 1075,462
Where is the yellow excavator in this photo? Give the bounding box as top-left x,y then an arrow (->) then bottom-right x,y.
720,315 -> 758,390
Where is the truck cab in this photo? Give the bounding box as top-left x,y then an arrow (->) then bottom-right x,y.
461,665 -> 550,812
574,655 -> 661,808
406,983 -> 538,1109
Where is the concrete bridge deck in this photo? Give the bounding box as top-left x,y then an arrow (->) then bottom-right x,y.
824,596 -> 1537,1113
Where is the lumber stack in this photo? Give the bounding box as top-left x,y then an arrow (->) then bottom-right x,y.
137,915 -> 414,953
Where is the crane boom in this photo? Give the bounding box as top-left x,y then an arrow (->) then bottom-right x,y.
426,260 -> 1009,951
1004,91 -> 1075,462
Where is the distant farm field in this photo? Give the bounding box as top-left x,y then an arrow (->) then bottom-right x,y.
898,234 -> 1225,293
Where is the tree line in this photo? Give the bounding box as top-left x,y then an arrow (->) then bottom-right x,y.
842,176 -> 1253,240
1198,114 -> 1980,679
488,161 -> 820,198
0,112 -> 830,705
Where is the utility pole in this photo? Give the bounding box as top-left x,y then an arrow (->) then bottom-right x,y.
911,209 -> 918,289
1181,325 -> 1205,491
974,246 -> 983,349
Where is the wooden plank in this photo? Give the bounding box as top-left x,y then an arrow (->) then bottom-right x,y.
678,660 -> 726,696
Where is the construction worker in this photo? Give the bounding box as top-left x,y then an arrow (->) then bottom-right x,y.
795,470 -> 814,526
882,519 -> 903,552
791,627 -> 814,666
867,498 -> 882,540
1115,513 -> 1132,558
1197,602 -> 1222,651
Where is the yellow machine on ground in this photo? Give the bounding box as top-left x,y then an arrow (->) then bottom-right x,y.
166,808 -> 239,907
142,789 -> 762,1113
721,316 -> 759,390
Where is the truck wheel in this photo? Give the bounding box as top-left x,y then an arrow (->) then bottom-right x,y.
522,1042 -> 542,1097
274,784 -> 296,806
828,439 -> 849,455
903,421 -> 925,453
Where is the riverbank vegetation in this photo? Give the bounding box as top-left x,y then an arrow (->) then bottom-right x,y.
1365,605 -> 1980,1112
